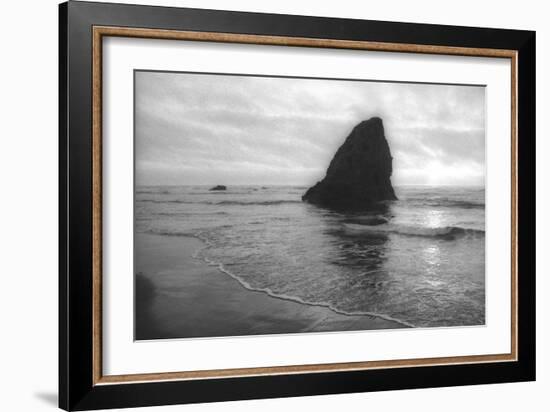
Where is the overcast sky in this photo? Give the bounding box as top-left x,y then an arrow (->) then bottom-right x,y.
135,71 -> 485,186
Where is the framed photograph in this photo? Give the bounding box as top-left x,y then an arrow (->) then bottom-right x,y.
59,1 -> 535,410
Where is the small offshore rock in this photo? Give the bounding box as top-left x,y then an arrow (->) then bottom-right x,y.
209,185 -> 227,191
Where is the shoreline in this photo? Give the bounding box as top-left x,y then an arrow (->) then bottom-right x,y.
135,233 -> 407,340
195,243 -> 414,327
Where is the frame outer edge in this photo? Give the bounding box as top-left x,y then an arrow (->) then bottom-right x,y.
59,2 -> 69,410
62,1 -> 535,409
517,31 -> 536,380
67,1 -> 97,409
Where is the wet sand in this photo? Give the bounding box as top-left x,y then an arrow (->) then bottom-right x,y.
135,233 -> 406,340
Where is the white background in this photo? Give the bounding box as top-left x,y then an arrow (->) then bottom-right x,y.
0,0 -> 546,411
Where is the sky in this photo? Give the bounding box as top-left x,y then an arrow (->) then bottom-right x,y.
135,71 -> 485,187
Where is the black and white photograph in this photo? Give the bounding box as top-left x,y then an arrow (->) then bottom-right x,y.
0,0 -> 542,409
134,71 -> 486,340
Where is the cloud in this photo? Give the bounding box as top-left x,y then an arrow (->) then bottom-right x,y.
135,71 -> 485,186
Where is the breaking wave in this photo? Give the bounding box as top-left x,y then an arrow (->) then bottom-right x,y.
138,199 -> 302,206
409,198 -> 485,209
344,223 -> 484,240
190,231 -> 414,328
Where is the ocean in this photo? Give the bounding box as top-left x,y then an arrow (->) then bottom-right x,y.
135,185 -> 485,329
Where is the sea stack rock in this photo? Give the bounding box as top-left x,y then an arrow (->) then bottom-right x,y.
302,117 -> 397,209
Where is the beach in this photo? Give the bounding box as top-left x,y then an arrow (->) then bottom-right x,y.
135,233 -> 406,340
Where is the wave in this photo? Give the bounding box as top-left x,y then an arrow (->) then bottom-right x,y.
145,229 -> 196,237
153,211 -> 229,216
406,198 -> 484,209
189,231 -> 414,328
432,199 -> 484,209
137,199 -> 302,206
137,199 -> 194,204
145,226 -> 234,237
344,223 -> 484,240
215,200 -> 301,206
136,190 -> 171,195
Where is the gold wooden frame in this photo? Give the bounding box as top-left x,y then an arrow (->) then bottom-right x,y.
92,26 -> 518,386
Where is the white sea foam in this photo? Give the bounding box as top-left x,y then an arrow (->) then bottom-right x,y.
343,223 -> 485,239
191,234 -> 415,328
